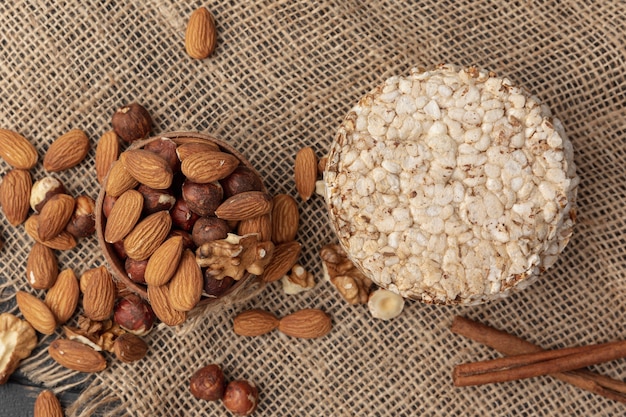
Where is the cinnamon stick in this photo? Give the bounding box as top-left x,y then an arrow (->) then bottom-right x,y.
450,316 -> 626,403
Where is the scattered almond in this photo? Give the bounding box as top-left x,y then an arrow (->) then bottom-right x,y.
48,339 -> 107,373
147,284 -> 187,326
144,235 -> 184,286
180,151 -> 239,183
45,269 -> 80,324
123,211 -> 172,261
0,129 -> 38,169
0,168 -> 32,226
26,242 -> 58,290
43,129 -> 90,172
294,147 -> 317,201
271,194 -> 299,244
95,130 -> 120,185
278,308 -> 332,339
34,390 -> 63,417
24,215 -> 77,250
121,149 -> 173,190
233,309 -> 280,337
215,191 -> 272,221
104,189 -> 144,243
16,291 -> 57,335
82,266 -> 116,321
261,241 -> 302,283
37,193 -> 75,241
104,160 -> 139,197
185,7 -> 217,59
168,249 -> 203,312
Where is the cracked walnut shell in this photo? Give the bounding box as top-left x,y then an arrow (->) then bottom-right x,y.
0,313 -> 37,384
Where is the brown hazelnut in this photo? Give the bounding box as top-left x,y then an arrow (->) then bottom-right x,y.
219,166 -> 263,199
203,274 -> 234,297
102,194 -> 118,218
30,177 -> 66,212
168,229 -> 195,251
143,137 -> 180,172
182,180 -> 223,217
66,195 -> 96,238
125,257 -> 148,284
111,102 -> 152,143
223,380 -> 259,415
113,333 -> 149,363
191,217 -> 230,247
171,198 -> 200,231
113,294 -> 155,336
137,184 -> 177,215
189,364 -> 225,401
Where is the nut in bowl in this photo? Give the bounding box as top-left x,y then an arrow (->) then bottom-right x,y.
96,132 -> 273,318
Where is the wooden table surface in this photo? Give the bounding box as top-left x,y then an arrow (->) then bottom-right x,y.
1,374 -> 80,417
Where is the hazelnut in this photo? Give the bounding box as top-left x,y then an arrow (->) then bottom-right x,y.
111,102 -> 152,143
66,195 -> 96,238
171,198 -> 200,231
143,137 -> 180,172
113,294 -> 155,336
182,180 -> 223,217
30,177 -> 66,212
220,166 -> 263,199
125,257 -> 148,284
102,194 -> 118,218
168,229 -> 195,251
191,217 -> 230,247
137,184 -> 177,215
189,364 -> 225,401
223,380 -> 259,415
203,274 -> 234,297
113,333 -> 148,363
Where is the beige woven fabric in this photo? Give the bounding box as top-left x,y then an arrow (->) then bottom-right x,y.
1,0 -> 625,415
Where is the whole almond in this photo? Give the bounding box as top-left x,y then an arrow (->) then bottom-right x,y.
105,160 -> 139,197
48,339 -> 107,372
175,141 -> 220,161
261,241 -> 302,283
24,215 -> 77,250
0,168 -> 32,226
16,291 -> 57,335
233,309 -> 279,337
168,249 -> 203,312
215,191 -> 272,221
144,235 -> 184,286
278,308 -> 332,339
95,130 -> 120,185
45,269 -> 80,324
271,194 -> 299,243
26,242 -> 58,290
181,151 -> 239,183
294,147 -> 318,201
147,284 -> 187,326
38,193 -> 75,241
43,129 -> 90,172
124,211 -> 172,261
121,149 -> 173,190
113,333 -> 148,363
34,390 -> 63,417
104,189 -> 144,243
82,266 -> 116,321
238,214 -> 272,242
185,7 -> 217,59
0,129 -> 38,169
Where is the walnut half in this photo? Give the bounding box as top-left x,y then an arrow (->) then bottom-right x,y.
0,313 -> 37,384
320,244 -> 372,304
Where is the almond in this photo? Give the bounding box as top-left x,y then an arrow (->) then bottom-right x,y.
26,242 -> 58,290
144,235 -> 184,286
215,191 -> 272,221
24,215 -> 77,250
147,284 -> 187,326
167,249 -> 203,312
294,147 -> 318,201
112,333 -> 148,363
175,141 -> 220,161
37,193 -> 75,241
95,130 -> 120,185
48,339 -> 107,372
180,151 -> 239,183
185,7 -> 217,59
123,211 -> 172,261
82,266 -> 116,321
43,129 -> 90,172
0,129 -> 38,169
237,214 -> 272,242
104,160 -> 139,197
121,149 -> 173,190
261,241 -> 301,283
0,168 -> 32,226
104,189 -> 144,243
34,390 -> 63,417
233,309 -> 279,337
271,194 -> 299,243
278,308 -> 332,339
45,269 -> 80,324
16,291 -> 57,335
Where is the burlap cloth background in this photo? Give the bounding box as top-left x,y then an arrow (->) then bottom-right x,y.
1,1 -> 625,416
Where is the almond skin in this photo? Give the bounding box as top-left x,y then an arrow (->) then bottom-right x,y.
0,168 -> 32,226
238,214 -> 272,242
48,339 -> 107,372
294,147 -> 318,201
105,160 -> 139,197
261,241 -> 302,283
278,308 -> 332,339
45,269 -> 80,324
147,284 -> 187,326
82,266 -> 116,321
16,291 -> 57,335
271,194 -> 299,243
144,235 -> 184,286
34,390 -> 63,417
233,309 -> 280,337
180,151 -> 239,183
123,211 -> 172,261
167,249 -> 203,312
96,130 -> 120,185
37,193 -> 75,241
26,242 -> 58,290
104,189 -> 144,243
24,214 -> 77,250
185,7 -> 217,59
43,129 -> 90,172
0,129 -> 38,169
215,191 -> 272,221
121,149 -> 173,190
